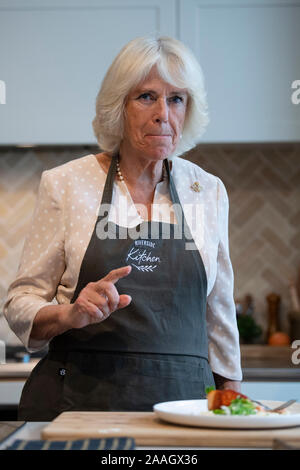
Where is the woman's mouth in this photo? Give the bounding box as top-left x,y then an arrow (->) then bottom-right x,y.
145,134 -> 171,139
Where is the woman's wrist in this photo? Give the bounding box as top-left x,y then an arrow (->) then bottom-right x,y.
213,372 -> 242,392
30,303 -> 72,342
58,303 -> 73,332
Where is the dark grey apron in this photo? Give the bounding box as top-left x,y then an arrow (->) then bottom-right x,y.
18,155 -> 215,421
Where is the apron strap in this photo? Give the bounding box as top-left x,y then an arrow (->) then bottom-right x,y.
99,154 -> 118,207
164,159 -> 193,241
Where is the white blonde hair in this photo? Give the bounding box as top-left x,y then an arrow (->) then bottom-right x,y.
92,35 -> 209,158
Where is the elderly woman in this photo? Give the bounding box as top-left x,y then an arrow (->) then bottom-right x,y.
4,35 -> 242,421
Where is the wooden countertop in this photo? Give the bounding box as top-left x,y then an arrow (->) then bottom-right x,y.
0,419 -> 299,450
41,409 -> 300,448
0,359 -> 39,379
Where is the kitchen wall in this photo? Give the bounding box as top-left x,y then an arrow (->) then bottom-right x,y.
0,143 -> 299,345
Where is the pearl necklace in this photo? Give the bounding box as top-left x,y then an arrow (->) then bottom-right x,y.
116,157 -> 166,182
116,158 -> 124,181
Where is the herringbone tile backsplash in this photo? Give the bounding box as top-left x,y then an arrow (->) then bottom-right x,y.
0,143 -> 299,345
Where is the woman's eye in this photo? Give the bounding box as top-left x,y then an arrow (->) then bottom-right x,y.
170,95 -> 183,104
138,93 -> 152,101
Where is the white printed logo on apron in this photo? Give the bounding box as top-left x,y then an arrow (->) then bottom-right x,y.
125,240 -> 161,272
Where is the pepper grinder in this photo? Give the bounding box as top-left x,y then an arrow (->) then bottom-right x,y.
266,293 -> 280,340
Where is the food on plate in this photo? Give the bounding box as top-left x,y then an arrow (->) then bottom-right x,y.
205,387 -> 288,416
206,388 -> 248,411
206,387 -> 256,415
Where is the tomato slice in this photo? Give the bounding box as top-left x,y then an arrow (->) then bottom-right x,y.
207,390 -> 222,410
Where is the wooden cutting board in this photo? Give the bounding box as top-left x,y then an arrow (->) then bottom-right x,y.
42,412 -> 300,448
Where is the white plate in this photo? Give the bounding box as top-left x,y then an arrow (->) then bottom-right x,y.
153,399 -> 300,429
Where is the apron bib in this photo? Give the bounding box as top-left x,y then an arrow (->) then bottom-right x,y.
19,156 -> 215,421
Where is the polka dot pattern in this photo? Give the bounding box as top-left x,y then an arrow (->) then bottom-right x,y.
3,154 -> 242,381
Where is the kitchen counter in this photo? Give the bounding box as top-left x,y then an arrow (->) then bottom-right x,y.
240,345 -> 300,381
0,421 -> 272,450
0,360 -> 40,412
1,407 -> 300,451
0,360 -> 39,379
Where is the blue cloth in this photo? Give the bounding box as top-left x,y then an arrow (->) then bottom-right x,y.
6,437 -> 135,450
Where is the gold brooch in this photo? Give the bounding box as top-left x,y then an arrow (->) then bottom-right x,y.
191,181 -> 202,192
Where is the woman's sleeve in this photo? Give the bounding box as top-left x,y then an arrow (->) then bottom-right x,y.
206,177 -> 243,381
3,170 -> 66,353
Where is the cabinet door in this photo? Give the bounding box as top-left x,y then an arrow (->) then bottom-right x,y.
179,0 -> 300,142
0,0 -> 177,145
0,380 -> 25,405
242,381 -> 300,401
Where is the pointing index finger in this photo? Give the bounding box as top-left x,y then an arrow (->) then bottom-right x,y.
102,265 -> 132,284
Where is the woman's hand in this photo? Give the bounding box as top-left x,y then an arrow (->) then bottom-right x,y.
30,266 -> 132,343
63,265 -> 132,330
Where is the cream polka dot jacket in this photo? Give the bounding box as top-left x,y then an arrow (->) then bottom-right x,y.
4,154 -> 243,381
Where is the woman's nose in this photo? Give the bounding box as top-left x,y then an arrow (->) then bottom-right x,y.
153,98 -> 169,122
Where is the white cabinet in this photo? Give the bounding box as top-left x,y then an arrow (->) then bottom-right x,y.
0,0 -> 299,144
179,0 -> 300,143
0,380 -> 25,405
242,381 -> 300,401
0,0 -> 177,145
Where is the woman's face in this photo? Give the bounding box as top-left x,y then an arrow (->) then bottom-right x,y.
122,67 -> 188,160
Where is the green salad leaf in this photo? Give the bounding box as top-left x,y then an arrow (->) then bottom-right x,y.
212,409 -> 226,415
205,386 -> 215,394
212,397 -> 257,416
